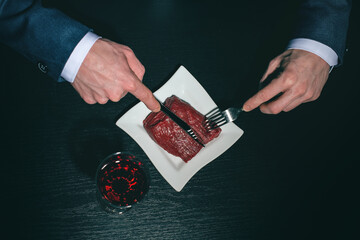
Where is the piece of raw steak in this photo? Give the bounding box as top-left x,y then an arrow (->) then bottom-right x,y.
143,95 -> 221,162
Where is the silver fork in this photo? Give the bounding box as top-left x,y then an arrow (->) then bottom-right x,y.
204,107 -> 243,130
203,67 -> 276,130
202,64 -> 282,131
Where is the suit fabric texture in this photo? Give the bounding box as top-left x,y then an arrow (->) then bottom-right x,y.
0,0 -> 352,81
291,0 -> 352,64
0,0 -> 90,82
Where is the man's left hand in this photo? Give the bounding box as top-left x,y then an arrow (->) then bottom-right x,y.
243,49 -> 330,114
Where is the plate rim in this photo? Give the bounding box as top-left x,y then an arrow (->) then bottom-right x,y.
116,65 -> 244,191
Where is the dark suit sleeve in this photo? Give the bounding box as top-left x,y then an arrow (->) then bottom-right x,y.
0,0 -> 91,81
292,0 -> 352,64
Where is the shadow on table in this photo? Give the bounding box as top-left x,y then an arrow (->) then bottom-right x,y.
67,118 -> 125,179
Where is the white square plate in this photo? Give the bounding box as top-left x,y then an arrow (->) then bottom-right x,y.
116,66 -> 244,191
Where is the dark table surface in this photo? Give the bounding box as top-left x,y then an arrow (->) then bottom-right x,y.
1,1 -> 359,239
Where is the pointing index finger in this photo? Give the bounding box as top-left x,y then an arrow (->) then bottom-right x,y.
242,77 -> 285,112
127,76 -> 160,112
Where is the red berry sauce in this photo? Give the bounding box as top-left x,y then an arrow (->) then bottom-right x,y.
97,153 -> 149,207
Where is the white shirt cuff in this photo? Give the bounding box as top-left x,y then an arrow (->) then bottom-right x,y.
60,31 -> 101,83
287,38 -> 338,66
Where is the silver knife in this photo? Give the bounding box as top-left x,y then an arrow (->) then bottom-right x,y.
155,98 -> 205,147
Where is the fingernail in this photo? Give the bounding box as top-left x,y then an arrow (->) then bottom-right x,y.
242,104 -> 250,112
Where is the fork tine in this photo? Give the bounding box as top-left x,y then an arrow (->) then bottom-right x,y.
205,107 -> 221,118
204,116 -> 226,130
203,106 -> 230,131
205,117 -> 227,130
206,113 -> 225,123
204,107 -> 224,124
211,120 -> 227,129
205,123 -> 219,130
186,128 -> 205,147
204,106 -> 242,130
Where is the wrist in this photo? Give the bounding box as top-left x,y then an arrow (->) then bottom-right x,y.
287,38 -> 338,67
60,32 -> 101,83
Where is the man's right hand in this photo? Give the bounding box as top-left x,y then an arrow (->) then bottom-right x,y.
71,38 -> 160,112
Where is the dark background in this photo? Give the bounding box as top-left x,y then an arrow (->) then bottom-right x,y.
1,1 -> 359,239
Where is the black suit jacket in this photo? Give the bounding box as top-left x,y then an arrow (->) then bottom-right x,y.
0,0 -> 90,82
0,0 -> 352,81
292,0 -> 352,64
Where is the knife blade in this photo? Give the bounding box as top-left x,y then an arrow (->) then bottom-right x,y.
155,98 -> 205,147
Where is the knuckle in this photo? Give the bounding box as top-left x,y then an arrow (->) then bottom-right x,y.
123,81 -> 137,92
309,92 -> 320,101
122,45 -> 133,54
143,90 -> 153,101
109,96 -> 121,102
268,105 -> 282,114
304,90 -> 314,100
83,96 -> 96,104
117,51 -> 127,60
108,91 -> 122,102
294,85 -> 307,96
283,108 -> 291,112
312,92 -> 320,101
120,44 -> 130,50
257,90 -> 269,101
269,59 -> 278,68
137,89 -> 152,102
140,64 -> 145,75
120,92 -> 128,99
136,65 -> 146,80
97,98 -> 108,104
260,105 -> 279,114
283,104 -> 296,112
260,103 -> 281,114
282,73 -> 296,88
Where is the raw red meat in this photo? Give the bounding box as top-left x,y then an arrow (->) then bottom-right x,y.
143,95 -> 221,162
